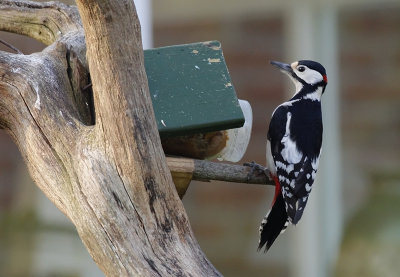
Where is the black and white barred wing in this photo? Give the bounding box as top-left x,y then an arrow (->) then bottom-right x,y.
276,154 -> 319,224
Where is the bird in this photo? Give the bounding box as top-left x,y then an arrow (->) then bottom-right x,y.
257,60 -> 328,252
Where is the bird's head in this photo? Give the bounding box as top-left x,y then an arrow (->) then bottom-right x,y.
271,60 -> 328,94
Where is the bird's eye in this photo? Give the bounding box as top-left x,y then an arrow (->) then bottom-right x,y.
297,66 -> 306,72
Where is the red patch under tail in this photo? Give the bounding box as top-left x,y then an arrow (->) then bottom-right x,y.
272,175 -> 281,206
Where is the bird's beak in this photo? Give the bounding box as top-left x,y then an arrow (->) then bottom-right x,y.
270,61 -> 292,73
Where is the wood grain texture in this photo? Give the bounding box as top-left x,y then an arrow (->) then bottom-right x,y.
193,159 -> 272,184
167,156 -> 273,186
0,1 -> 221,276
167,157 -> 195,198
0,0 -> 82,45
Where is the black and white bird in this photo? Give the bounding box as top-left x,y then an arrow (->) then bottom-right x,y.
258,60 -> 328,252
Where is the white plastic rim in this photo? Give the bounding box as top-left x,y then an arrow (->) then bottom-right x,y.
210,99 -> 253,162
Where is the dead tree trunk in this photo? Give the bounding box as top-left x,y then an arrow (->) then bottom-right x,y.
0,0 -> 221,276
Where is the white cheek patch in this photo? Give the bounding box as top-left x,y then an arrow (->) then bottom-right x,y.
297,68 -> 323,85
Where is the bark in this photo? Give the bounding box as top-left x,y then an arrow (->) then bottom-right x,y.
0,1 -> 221,276
167,157 -> 272,198
167,157 -> 273,185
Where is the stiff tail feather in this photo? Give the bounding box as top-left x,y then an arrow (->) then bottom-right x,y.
258,177 -> 289,252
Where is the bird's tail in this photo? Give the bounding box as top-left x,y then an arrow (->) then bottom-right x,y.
258,177 -> 289,252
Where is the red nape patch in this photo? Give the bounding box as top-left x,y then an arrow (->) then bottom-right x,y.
272,176 -> 281,206
323,75 -> 328,84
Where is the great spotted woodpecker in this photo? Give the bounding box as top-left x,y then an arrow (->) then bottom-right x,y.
258,60 -> 328,252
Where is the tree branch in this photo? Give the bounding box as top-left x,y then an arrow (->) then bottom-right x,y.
0,0 -> 82,45
167,157 -> 273,185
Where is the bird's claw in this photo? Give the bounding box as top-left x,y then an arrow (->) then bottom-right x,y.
243,161 -> 268,181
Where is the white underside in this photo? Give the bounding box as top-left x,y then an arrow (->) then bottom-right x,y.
266,139 -> 276,176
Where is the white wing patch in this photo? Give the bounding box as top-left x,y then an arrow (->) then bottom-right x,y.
279,175 -> 289,184
276,160 -> 294,174
280,112 -> 303,164
312,171 -> 317,179
281,99 -> 301,107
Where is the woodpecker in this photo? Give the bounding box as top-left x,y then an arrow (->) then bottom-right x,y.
258,60 -> 328,252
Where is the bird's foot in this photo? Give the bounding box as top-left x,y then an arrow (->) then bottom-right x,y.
243,161 -> 269,181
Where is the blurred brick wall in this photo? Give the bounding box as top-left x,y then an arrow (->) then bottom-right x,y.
336,7 -> 400,276
339,6 -> 400,217
340,6 -> 400,171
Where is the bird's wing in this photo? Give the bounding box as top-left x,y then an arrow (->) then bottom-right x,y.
276,155 -> 319,224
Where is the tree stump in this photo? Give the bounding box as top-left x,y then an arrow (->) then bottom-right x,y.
0,0 -> 222,276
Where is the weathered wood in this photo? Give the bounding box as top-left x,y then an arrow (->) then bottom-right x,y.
0,0 -> 83,45
167,157 -> 273,188
0,1 -> 221,276
167,157 -> 195,198
193,159 -> 272,184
